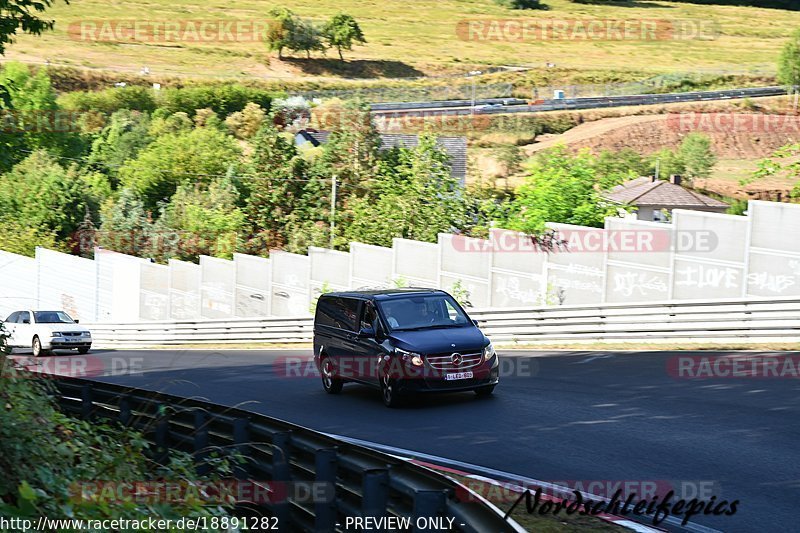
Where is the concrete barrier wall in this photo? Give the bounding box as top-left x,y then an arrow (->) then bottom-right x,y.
6,201 -> 800,322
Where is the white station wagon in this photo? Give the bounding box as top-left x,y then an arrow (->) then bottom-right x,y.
4,310 -> 92,356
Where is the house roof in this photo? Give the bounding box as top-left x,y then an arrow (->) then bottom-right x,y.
295,130 -> 467,182
603,178 -> 729,208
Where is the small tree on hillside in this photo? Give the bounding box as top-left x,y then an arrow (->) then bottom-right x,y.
265,8 -> 298,59
290,19 -> 326,59
778,28 -> 800,88
322,13 -> 366,61
679,133 -> 717,181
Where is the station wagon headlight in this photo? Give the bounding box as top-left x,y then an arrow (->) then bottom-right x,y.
396,347 -> 424,367
483,342 -> 495,362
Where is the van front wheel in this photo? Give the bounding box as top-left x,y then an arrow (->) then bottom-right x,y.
321,357 -> 343,394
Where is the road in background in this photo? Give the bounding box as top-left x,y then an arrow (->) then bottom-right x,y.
30,348 -> 799,532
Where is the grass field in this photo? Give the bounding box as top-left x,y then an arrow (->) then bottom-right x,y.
2,0 -> 798,84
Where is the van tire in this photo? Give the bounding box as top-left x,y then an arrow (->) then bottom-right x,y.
320,356 -> 343,394
380,373 -> 403,408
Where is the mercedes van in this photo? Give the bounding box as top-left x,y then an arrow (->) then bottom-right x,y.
313,288 -> 499,407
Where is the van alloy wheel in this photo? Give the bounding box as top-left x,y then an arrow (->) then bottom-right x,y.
321,357 -> 343,394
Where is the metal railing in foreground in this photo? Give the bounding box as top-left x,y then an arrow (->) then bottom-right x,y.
52,378 -> 523,533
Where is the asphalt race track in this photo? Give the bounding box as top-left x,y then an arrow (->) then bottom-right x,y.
25,348 -> 800,532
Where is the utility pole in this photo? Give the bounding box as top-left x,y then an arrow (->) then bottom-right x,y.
330,176 -> 337,249
654,158 -> 660,181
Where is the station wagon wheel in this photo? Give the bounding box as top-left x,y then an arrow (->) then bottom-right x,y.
321,357 -> 343,394
32,336 -> 45,357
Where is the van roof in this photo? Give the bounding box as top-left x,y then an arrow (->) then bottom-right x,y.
322,288 -> 445,300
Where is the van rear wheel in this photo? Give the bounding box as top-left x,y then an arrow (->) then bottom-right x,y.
321,357 -> 343,394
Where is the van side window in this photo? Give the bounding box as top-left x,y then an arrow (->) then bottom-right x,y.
361,303 -> 377,331
19,311 -> 30,324
6,312 -> 19,323
316,296 -> 359,332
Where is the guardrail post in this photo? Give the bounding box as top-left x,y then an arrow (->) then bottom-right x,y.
80,384 -> 92,419
232,417 -> 250,480
313,448 -> 337,532
361,469 -> 388,518
154,404 -> 169,465
413,491 -> 445,533
118,394 -> 131,426
193,410 -> 209,476
272,431 -> 291,529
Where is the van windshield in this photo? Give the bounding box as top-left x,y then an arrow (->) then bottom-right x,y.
377,294 -> 470,332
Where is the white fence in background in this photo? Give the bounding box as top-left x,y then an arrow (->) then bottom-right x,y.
84,297 -> 800,347
1,201 -> 800,323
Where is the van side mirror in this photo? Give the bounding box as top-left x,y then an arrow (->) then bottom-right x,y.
472,319 -> 480,327
358,326 -> 375,338
22,319 -> 30,324
74,319 -> 79,324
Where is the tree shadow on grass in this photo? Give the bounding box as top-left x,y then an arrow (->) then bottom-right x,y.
278,58 -> 425,79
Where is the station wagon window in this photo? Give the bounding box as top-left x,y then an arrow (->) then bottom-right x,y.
316,296 -> 360,332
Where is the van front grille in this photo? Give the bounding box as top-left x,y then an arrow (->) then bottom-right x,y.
425,352 -> 482,371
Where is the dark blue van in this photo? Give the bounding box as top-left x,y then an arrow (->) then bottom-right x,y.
313,288 -> 499,407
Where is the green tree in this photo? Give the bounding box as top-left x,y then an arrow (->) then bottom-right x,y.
322,13 -> 366,61
87,109 -> 152,182
505,146 -> 622,233
747,142 -> 800,198
594,148 -> 649,189
344,134 -> 467,246
649,148 -> 686,180
678,133 -> 716,180
265,7 -> 298,59
0,150 -> 88,240
493,144 -> 523,177
118,127 -> 241,211
157,178 -> 246,260
97,188 -> 156,257
290,19 -> 325,59
778,28 -> 800,88
0,0 -> 63,55
244,124 -> 309,250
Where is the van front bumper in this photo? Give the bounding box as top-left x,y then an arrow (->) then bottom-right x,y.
393,354 -> 500,394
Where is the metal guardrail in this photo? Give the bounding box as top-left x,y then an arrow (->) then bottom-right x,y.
52,378 -> 523,533
86,297 -> 800,347
370,86 -> 787,117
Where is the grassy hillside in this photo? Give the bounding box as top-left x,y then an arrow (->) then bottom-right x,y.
2,0 -> 798,84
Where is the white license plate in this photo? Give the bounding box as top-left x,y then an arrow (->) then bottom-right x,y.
445,371 -> 473,381
65,338 -> 81,343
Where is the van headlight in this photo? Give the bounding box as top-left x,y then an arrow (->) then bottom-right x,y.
51,332 -> 62,337
396,347 -> 424,367
483,342 -> 495,362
